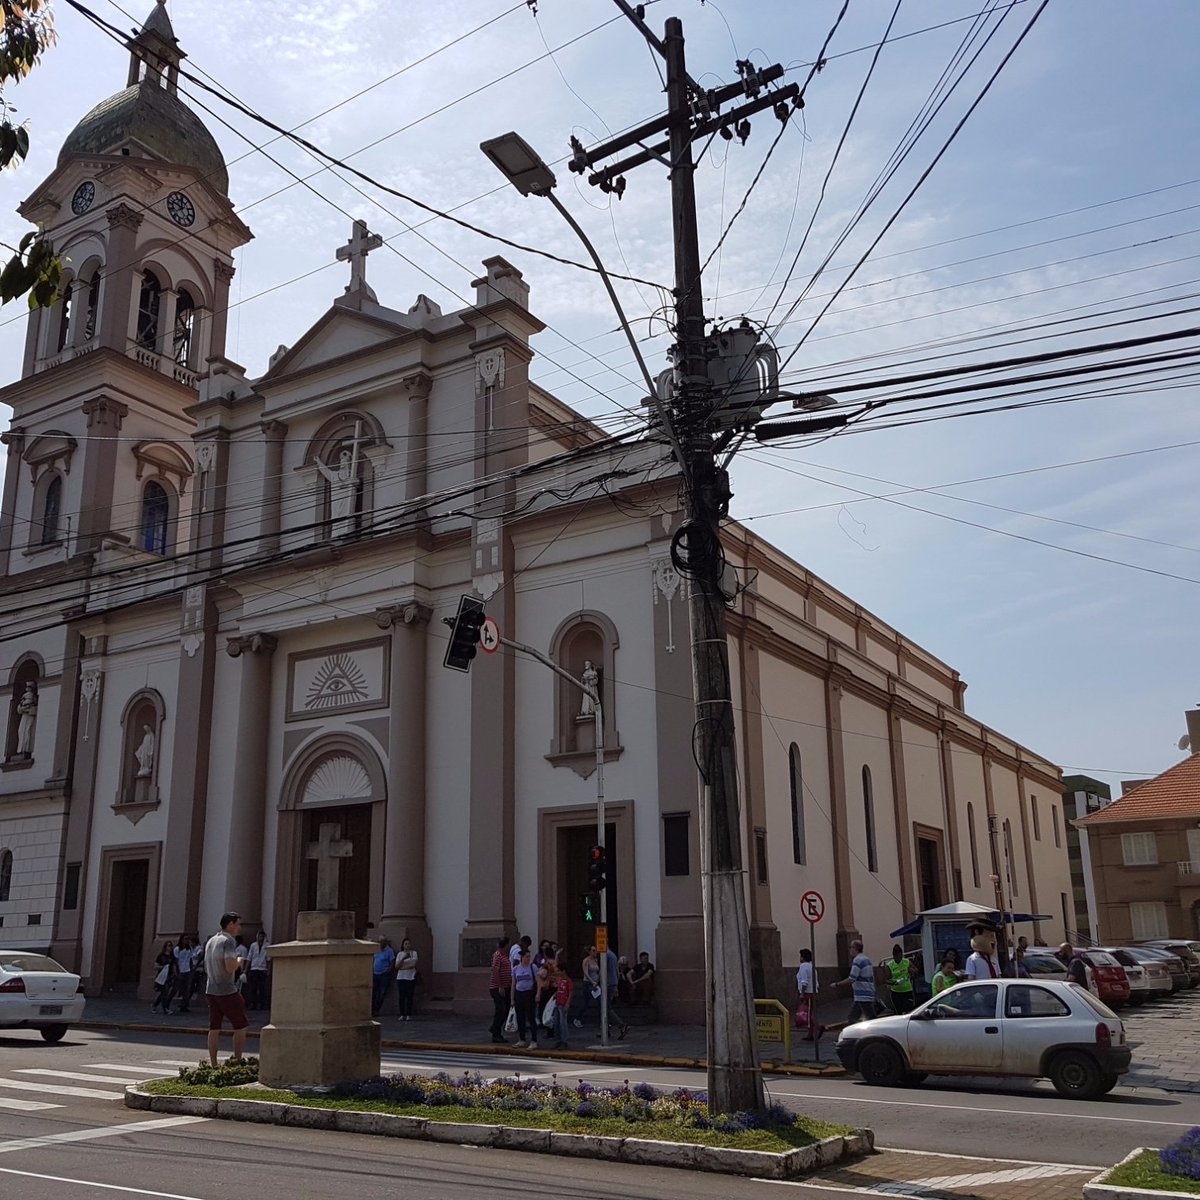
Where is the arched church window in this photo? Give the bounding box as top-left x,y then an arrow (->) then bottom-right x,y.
0,850 -> 12,902
862,765 -> 878,874
4,658 -> 40,762
1003,818 -> 1018,897
136,270 -> 162,351
83,271 -> 101,341
316,440 -> 367,536
56,283 -> 73,353
788,744 -> 806,865
40,474 -> 63,545
172,289 -> 195,366
140,481 -> 170,554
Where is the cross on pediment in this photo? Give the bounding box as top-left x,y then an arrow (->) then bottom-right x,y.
336,219 -> 383,298
306,821 -> 353,911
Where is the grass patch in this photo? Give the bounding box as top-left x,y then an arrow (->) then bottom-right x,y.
142,1078 -> 848,1152
1106,1150 -> 1200,1195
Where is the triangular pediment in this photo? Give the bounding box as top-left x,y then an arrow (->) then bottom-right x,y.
259,305 -> 412,383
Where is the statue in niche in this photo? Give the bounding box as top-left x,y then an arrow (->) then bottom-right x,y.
134,725 -> 155,778
15,684 -> 37,757
579,660 -> 599,718
316,447 -> 361,536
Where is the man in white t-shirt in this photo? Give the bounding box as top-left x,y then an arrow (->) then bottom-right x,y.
245,931 -> 271,1011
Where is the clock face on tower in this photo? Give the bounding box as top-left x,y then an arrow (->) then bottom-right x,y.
167,191 -> 196,227
71,181 -> 95,216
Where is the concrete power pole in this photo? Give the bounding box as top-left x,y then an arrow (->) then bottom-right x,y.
571,6 -> 799,1115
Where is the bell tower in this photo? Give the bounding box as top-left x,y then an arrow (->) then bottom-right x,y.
0,0 -> 252,575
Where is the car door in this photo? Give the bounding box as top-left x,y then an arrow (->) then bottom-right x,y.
1001,982 -> 1073,1075
905,984 -> 1002,1072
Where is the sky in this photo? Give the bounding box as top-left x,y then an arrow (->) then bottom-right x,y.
1,0 -> 1198,791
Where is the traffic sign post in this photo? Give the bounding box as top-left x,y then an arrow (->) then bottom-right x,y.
799,890 -> 825,1051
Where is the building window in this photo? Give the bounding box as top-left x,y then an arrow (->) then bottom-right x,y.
39,474 -> 63,545
966,801 -> 980,888
0,849 -> 11,901
1003,818 -> 1018,897
136,270 -> 162,350
56,282 -> 73,353
27,913 -> 40,926
1129,901 -> 1169,941
63,862 -> 81,911
139,481 -> 170,554
83,270 -> 100,341
173,289 -> 195,365
1121,832 -> 1158,866
788,744 -> 806,865
663,813 -> 690,877
1051,803 -> 1062,849
754,827 -> 768,885
862,765 -> 878,873
1031,794 -> 1041,841
1061,891 -> 1070,937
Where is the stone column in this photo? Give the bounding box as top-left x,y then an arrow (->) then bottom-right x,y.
0,429 -> 24,573
401,370 -> 431,506
209,259 -> 236,362
75,397 -> 128,553
97,204 -> 143,353
887,704 -> 917,918
222,633 -> 278,931
825,671 -> 858,973
376,602 -> 432,953
257,419 -> 288,553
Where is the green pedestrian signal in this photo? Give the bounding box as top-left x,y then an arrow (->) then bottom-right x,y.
579,892 -> 598,923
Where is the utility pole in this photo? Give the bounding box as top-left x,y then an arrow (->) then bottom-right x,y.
570,6 -> 799,1115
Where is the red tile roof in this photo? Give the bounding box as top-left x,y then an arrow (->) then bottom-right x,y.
1076,753 -> 1200,825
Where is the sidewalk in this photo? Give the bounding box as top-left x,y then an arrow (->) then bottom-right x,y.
77,993 -> 845,1076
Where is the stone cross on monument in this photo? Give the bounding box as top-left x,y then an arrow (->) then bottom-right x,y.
336,219 -> 383,300
305,822 -> 352,911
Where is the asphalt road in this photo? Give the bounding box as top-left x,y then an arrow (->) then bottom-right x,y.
0,1027 -> 1197,1197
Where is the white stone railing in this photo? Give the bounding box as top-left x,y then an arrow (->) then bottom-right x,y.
133,346 -> 161,372
1178,861 -> 1200,875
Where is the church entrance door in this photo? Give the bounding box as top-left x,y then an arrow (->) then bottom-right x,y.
103,857 -> 148,990
301,804 -> 371,936
558,822 -> 619,975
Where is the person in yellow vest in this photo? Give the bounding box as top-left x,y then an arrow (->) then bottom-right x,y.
886,943 -> 916,1013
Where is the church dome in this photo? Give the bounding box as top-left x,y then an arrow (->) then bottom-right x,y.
57,81 -> 229,194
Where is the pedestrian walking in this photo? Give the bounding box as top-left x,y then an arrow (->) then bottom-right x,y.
488,936 -> 512,1044
603,946 -> 630,1039
204,912 -> 249,1066
151,941 -> 177,1014
795,947 -> 818,1038
173,936 -> 194,1013
371,937 -> 395,1017
1057,942 -> 1089,988
885,944 -> 916,1013
394,937 -> 418,1020
246,930 -> 270,1011
512,947 -> 538,1047
572,945 -> 600,1028
838,939 -> 878,1022
549,954 -> 573,1049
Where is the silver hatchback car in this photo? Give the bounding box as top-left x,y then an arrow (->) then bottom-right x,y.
836,978 -> 1130,1100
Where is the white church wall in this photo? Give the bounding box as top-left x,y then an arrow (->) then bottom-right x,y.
219,431 -> 273,562
898,718 -> 947,890
0,800 -> 66,947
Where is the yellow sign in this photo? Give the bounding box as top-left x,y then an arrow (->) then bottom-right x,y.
595,924 -> 608,953
755,1013 -> 784,1043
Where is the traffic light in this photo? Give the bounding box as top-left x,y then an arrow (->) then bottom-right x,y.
442,595 -> 486,672
587,844 -> 607,893
579,892 -> 598,923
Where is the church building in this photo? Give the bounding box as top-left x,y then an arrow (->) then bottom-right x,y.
0,5 -> 1076,1021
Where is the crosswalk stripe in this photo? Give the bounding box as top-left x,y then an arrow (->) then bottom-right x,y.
0,1096 -> 60,1112
15,1070 -> 135,1085
146,1060 -> 203,1068
0,1080 -> 121,1100
85,1064 -> 172,1074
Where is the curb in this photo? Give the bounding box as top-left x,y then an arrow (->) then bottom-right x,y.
124,1082 -> 871,1179
1083,1147 -> 1183,1200
77,1020 -> 843,1078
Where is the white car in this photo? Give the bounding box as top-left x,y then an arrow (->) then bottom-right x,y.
836,978 -> 1130,1100
0,951 -> 86,1042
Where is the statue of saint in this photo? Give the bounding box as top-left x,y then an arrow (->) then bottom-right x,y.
580,660 -> 599,718
134,725 -> 155,778
315,447 -> 360,535
15,685 -> 37,757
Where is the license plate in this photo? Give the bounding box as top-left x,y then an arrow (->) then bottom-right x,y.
39,1005 -> 63,1016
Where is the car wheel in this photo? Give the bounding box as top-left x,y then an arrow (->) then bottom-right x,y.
1097,1074 -> 1120,1095
901,1072 -> 928,1087
1049,1050 -> 1103,1100
39,1025 -> 67,1044
857,1041 -> 906,1087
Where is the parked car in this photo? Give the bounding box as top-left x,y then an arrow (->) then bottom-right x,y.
1140,941 -> 1200,988
1095,948 -> 1151,1004
836,978 -> 1130,1100
0,950 -> 85,1042
1132,946 -> 1190,992
1111,948 -> 1174,998
1020,949 -> 1131,1008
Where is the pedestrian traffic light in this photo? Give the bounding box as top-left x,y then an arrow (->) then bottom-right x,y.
442,595 -> 486,672
587,844 -> 607,892
579,892 -> 598,923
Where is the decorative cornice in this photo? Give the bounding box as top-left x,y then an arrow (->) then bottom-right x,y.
105,202 -> 144,232
81,396 -> 129,430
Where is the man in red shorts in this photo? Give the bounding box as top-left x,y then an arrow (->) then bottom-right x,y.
204,912 -> 248,1066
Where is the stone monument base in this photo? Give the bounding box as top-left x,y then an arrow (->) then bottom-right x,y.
258,910 -> 380,1088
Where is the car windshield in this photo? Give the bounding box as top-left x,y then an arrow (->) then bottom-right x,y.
929,983 -> 998,1019
0,952 -> 67,973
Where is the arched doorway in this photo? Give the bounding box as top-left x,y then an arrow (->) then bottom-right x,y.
274,735 -> 386,939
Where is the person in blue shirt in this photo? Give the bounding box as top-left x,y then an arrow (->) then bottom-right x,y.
837,939 -> 878,1022
603,947 -> 630,1040
371,936 -> 395,1016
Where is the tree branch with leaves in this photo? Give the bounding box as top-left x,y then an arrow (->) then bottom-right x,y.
1,0 -> 60,306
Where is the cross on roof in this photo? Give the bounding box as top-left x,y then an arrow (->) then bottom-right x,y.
305,821 -> 353,911
336,219 -> 383,298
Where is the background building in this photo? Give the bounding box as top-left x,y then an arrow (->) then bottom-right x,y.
1061,774 -> 1113,943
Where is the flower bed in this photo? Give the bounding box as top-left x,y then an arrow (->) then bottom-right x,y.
1099,1130 -> 1200,1197
151,1063 -> 847,1153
